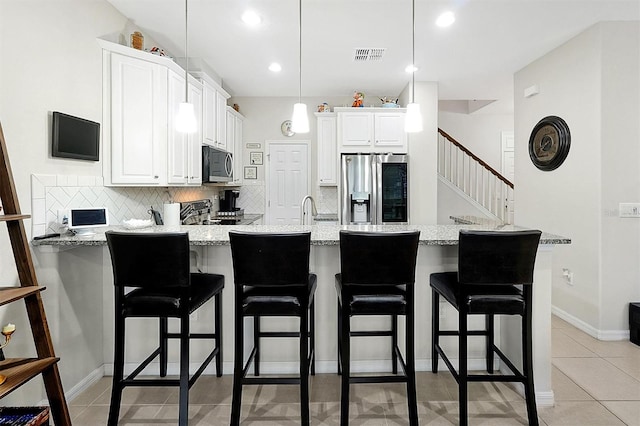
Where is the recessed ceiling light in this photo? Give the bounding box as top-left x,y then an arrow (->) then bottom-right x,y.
436,11 -> 455,28
405,64 -> 418,73
242,10 -> 261,26
268,62 -> 282,72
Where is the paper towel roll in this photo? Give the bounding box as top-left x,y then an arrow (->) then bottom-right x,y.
163,203 -> 181,226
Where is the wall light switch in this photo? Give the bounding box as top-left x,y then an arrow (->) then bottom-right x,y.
619,203 -> 640,218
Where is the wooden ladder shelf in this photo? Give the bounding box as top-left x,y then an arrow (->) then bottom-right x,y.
0,123 -> 71,425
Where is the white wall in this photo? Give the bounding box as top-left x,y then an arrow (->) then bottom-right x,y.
438,110 -> 514,173
0,0 -> 128,405
515,21 -> 640,335
598,22 -> 640,331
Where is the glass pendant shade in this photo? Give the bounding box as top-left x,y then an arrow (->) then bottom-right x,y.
176,102 -> 197,133
291,103 -> 310,133
405,102 -> 423,133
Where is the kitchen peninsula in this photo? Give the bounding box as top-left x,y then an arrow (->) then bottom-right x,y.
33,223 -> 569,407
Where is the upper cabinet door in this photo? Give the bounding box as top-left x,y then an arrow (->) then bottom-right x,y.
374,113 -> 406,147
188,82 -> 203,185
216,91 -> 228,150
340,112 -> 373,146
109,53 -> 167,185
167,69 -> 189,185
317,114 -> 337,186
202,81 -> 217,146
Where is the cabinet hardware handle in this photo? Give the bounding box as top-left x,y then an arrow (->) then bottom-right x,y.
154,175 -> 159,179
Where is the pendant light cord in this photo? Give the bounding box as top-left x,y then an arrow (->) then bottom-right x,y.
298,0 -> 302,104
184,0 -> 189,102
411,0 -> 415,104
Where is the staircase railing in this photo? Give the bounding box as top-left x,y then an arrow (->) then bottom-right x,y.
437,128 -> 514,223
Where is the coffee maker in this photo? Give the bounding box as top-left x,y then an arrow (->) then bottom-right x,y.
219,189 -> 240,212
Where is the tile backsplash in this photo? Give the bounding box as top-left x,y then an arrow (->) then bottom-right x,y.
31,175 -> 219,235
30,174 -> 337,235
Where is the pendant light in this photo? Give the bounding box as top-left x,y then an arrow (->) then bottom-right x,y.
176,0 -> 197,133
405,0 -> 423,133
290,0 -> 309,134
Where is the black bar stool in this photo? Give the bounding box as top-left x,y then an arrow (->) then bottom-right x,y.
229,231 -> 316,425
105,231 -> 224,426
336,230 -> 420,426
430,229 -> 542,426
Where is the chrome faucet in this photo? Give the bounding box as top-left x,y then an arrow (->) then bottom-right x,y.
300,195 -> 318,225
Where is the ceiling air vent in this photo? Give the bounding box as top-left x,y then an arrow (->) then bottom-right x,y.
353,48 -> 386,62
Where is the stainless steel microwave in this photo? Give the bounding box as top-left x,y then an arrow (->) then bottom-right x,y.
202,145 -> 233,183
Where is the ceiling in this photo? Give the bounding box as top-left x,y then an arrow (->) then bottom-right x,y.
106,0 -> 639,112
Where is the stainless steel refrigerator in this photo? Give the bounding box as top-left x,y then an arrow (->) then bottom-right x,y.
340,153 -> 409,224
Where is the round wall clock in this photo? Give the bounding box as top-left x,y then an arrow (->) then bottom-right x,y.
528,115 -> 571,171
281,120 -> 295,137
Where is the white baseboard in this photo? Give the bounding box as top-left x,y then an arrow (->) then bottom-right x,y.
552,306 -> 630,341
38,366 -> 104,405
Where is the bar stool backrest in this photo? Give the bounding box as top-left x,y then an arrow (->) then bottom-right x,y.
229,231 -> 311,287
457,230 -> 542,286
339,230 -> 420,286
106,231 -> 190,289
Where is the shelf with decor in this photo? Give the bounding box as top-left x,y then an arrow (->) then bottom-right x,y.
0,122 -> 71,425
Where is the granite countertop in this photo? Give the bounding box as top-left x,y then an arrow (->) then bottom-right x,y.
31,223 -> 571,247
450,215 -> 504,226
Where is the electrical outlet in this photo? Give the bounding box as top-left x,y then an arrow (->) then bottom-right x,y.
562,268 -> 574,286
619,203 -> 640,218
57,209 -> 68,225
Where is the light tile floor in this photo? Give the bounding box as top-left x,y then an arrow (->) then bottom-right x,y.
69,316 -> 640,425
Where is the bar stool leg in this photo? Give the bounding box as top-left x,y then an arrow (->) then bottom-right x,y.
337,300 -> 342,375
231,307 -> 244,425
254,316 -> 261,376
108,314 -> 125,426
458,308 -> 468,426
215,292 -> 223,377
178,316 -> 190,426
406,300 -> 418,426
310,298 -> 316,375
159,317 -> 168,377
431,290 -> 440,373
340,306 -> 351,426
392,314 -> 398,374
300,309 -> 310,425
486,314 -> 494,373
523,289 -> 539,426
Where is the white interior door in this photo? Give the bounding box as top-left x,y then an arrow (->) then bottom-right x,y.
266,141 -> 310,224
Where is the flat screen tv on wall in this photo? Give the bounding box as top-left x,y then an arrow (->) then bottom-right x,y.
52,111 -> 100,161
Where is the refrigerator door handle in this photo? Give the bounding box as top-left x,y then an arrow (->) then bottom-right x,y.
371,155 -> 379,225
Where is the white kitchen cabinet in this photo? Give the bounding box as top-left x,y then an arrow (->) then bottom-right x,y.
201,80 -> 217,146
196,72 -> 230,149
101,39 -> 205,187
187,82 -> 203,185
106,51 -> 168,185
337,107 -> 407,153
315,113 -> 337,186
216,91 -> 228,151
167,69 -> 188,185
226,107 -> 244,185
167,69 -> 203,185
